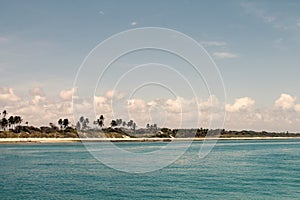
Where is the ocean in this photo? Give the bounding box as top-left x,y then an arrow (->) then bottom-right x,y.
0,139 -> 299,199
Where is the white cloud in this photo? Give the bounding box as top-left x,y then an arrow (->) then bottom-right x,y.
3,86 -> 300,132
59,88 -> 76,101
105,90 -> 125,100
131,21 -> 137,26
127,99 -> 147,113
241,2 -> 276,24
274,93 -> 296,110
165,98 -> 183,113
29,87 -> 45,97
213,52 -> 237,59
0,87 -> 20,102
294,104 -> 300,112
32,95 -> 46,105
226,97 -> 255,112
240,2 -> 299,31
201,41 -> 227,46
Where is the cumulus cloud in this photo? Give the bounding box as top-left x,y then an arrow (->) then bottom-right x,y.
294,104 -> 300,112
165,98 -> 183,113
32,95 -> 46,105
29,87 -> 45,97
213,52 -> 237,59
0,87 -> 20,102
3,86 -> 300,132
131,21 -> 137,26
105,90 -> 125,100
226,97 -> 255,112
274,93 -> 296,110
59,88 -> 76,101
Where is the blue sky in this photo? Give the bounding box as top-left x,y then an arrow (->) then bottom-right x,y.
1,0 -> 300,131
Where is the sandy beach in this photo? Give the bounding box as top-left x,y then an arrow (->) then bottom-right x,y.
1,137 -> 300,143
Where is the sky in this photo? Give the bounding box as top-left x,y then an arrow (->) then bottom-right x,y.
1,0 -> 300,132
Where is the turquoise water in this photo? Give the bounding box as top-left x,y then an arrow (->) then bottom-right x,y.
0,140 -> 299,199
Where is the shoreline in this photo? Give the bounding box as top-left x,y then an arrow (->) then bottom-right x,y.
1,137 -> 300,144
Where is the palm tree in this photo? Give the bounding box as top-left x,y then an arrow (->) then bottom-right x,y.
98,120 -> 103,128
111,120 -> 117,127
133,123 -> 136,131
63,118 -> 69,129
116,119 -> 122,127
95,115 -> 104,128
14,116 -> 22,127
8,116 -> 15,129
100,115 -> 104,121
79,116 -> 84,123
82,118 -> 89,130
58,118 -> 63,130
153,124 -> 157,130
2,110 -> 7,118
127,120 -> 133,128
75,121 -> 81,130
96,119 -> 104,128
0,118 -> 8,130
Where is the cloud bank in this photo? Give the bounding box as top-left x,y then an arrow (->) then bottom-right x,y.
1,86 -> 300,132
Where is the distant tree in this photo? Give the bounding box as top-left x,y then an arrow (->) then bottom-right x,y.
95,115 -> 104,128
58,118 -> 63,130
111,120 -> 117,127
93,120 -> 98,128
100,115 -> 104,122
2,110 -> 7,118
79,116 -> 84,124
8,116 -> 15,129
63,119 -> 69,128
14,116 -> 22,126
82,118 -> 89,129
161,128 -> 170,133
75,121 -> 81,130
153,124 -> 157,130
49,122 -> 58,130
127,120 -> 133,129
146,123 -> 150,129
77,116 -> 89,130
97,119 -> 104,128
25,121 -> 28,126
116,119 -> 122,127
133,123 -> 136,131
0,118 -> 8,130
122,121 -> 126,127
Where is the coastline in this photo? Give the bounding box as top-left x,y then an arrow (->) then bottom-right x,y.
1,136 -> 300,144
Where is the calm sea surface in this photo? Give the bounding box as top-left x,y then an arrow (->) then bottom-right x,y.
0,139 -> 299,199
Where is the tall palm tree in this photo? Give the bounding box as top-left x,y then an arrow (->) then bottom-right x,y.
8,116 -> 15,129
63,118 -> 69,129
14,116 -> 22,126
2,110 -> 7,118
0,118 -> 8,131
110,120 -> 117,127
58,118 -> 63,130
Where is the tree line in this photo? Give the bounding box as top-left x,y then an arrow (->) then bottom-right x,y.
0,109 -> 156,132
0,110 -> 26,131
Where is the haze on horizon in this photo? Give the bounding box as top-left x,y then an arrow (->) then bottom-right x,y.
1,0 -> 300,132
